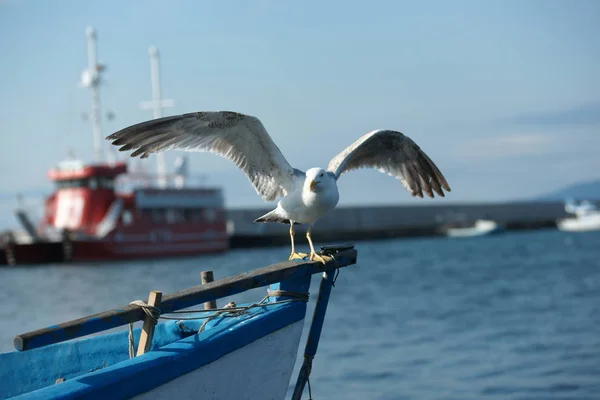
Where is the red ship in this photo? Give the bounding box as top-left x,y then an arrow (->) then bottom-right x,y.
2,161 -> 228,265
1,28 -> 228,265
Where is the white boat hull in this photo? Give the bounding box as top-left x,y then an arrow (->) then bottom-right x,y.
134,321 -> 304,400
557,213 -> 600,232
446,220 -> 504,238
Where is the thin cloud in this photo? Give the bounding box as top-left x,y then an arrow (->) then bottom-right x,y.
455,134 -> 557,162
497,102 -> 600,126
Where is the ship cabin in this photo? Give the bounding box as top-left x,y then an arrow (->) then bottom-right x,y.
42,160 -> 226,240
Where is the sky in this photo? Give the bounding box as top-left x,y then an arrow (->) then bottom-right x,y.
0,0 -> 599,220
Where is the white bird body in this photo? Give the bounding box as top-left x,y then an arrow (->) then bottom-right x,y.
107,111 -> 451,262
270,168 -> 340,225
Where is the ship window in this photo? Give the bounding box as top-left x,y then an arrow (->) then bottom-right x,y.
138,209 -> 153,222
192,209 -> 204,222
55,179 -> 99,189
98,178 -> 114,189
166,209 -> 185,224
177,208 -> 205,222
56,179 -> 82,189
122,210 -> 133,225
152,209 -> 165,223
204,208 -> 217,223
166,209 -> 175,224
182,208 -> 203,222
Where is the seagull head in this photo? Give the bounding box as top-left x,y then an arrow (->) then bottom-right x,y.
305,167 -> 334,193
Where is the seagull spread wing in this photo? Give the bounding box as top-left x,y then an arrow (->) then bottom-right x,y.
106,111 -> 296,201
327,129 -> 451,198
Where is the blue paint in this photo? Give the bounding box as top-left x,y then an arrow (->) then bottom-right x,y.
303,272 -> 335,357
1,277 -> 310,400
1,319 -> 192,399
292,271 -> 336,400
268,273 -> 311,303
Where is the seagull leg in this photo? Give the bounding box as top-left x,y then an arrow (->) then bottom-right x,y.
306,226 -> 332,264
289,222 -> 308,260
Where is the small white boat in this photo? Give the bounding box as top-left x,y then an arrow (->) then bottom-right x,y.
557,199 -> 600,232
445,219 -> 504,238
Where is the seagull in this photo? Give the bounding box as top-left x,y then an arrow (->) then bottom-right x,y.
106,111 -> 451,263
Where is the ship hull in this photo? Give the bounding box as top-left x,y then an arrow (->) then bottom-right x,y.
71,237 -> 229,261
1,235 -> 229,265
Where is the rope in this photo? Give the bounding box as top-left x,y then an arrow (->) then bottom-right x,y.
128,300 -> 161,359
304,354 -> 314,400
197,290 -> 309,333
267,289 -> 310,302
332,268 -> 341,287
198,301 -> 239,333
127,291 -> 309,358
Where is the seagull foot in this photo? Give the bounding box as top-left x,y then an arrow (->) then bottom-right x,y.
309,252 -> 333,264
289,251 -> 309,260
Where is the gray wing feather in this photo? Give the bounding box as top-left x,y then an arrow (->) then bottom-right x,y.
106,111 -> 296,201
327,129 -> 451,198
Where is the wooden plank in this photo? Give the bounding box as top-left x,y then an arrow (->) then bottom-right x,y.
201,271 -> 217,310
135,291 -> 162,356
14,248 -> 357,351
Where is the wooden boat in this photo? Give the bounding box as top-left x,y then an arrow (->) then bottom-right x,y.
0,246 -> 357,399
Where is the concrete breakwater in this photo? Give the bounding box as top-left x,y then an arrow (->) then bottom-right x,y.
227,201 -> 570,248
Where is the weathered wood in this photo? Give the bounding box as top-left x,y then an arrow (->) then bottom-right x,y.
14,248 -> 357,351
201,271 -> 217,310
136,291 -> 162,357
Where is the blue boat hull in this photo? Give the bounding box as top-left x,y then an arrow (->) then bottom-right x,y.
1,282 -> 308,400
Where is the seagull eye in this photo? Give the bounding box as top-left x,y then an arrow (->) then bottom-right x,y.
320,173 -> 323,177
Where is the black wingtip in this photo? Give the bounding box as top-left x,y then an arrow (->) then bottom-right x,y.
105,131 -> 121,141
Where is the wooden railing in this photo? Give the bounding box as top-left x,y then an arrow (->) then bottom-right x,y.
14,247 -> 358,352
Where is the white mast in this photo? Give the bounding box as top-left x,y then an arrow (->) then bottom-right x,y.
80,27 -> 106,163
140,46 -> 175,188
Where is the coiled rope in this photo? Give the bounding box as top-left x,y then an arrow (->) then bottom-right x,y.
127,290 -> 309,359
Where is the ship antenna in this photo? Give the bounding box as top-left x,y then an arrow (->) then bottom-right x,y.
140,46 -> 175,188
80,27 -> 108,163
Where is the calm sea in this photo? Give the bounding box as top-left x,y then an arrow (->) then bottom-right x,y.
1,229 -> 599,399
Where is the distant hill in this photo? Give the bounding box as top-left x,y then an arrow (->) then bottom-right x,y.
537,179 -> 600,201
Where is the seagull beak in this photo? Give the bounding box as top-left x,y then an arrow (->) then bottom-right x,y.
310,180 -> 319,192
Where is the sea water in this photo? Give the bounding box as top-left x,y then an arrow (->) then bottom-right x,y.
1,229 -> 599,399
